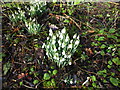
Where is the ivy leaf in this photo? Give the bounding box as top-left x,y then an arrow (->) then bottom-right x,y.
43,73 -> 50,80
33,80 -> 39,84
3,62 -> 11,75
91,75 -> 97,82
52,70 -> 58,75
112,57 -> 120,65
109,29 -> 116,33
110,77 -> 119,86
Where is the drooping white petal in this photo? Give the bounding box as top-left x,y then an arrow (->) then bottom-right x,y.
61,28 -> 66,33
62,51 -> 65,55
75,40 -> 79,45
73,34 -> 77,39
68,44 -> 72,49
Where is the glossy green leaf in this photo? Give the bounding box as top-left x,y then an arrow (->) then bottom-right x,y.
91,75 -> 97,82
52,70 -> 58,75
109,29 -> 116,33
112,57 -> 120,65
110,77 -> 119,86
43,73 -> 50,80
33,80 -> 39,84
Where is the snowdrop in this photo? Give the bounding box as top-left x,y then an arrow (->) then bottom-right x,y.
68,44 -> 72,49
62,51 -> 65,55
73,34 -> 77,39
42,28 -> 80,68
61,28 -> 66,33
75,40 -> 79,45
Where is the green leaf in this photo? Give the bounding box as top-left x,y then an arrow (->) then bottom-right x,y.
92,82 -> 97,87
64,19 -> 70,23
112,57 -> 120,65
109,29 -> 116,33
19,81 -> 23,86
33,80 -> 39,84
52,70 -> 58,75
110,77 -> 119,86
100,50 -> 105,56
30,67 -> 34,72
108,60 -> 113,65
107,65 -> 111,69
3,62 -> 11,75
50,66 -> 54,69
51,79 -> 56,87
43,73 -> 50,80
98,36 -> 105,41
46,81 -> 51,87
100,44 -> 106,49
91,75 -> 97,82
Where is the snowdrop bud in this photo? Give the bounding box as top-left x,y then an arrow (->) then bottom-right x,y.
73,34 -> 77,39
61,28 -> 66,33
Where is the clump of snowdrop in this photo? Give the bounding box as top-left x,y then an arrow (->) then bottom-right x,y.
25,18 -> 42,35
42,28 -> 80,68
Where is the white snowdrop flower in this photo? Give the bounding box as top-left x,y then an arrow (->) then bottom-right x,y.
75,40 -> 79,45
60,34 -> 63,39
62,43 -> 65,48
69,61 -> 72,65
46,52 -> 48,56
53,56 -> 57,59
52,40 -> 56,44
64,80 -> 67,83
61,28 -> 66,33
77,35 -> 79,40
108,47 -> 111,49
68,44 -> 72,49
73,34 -> 77,39
64,55 -> 67,58
112,48 -> 116,51
62,51 -> 65,55
42,43 -> 45,48
60,58 -> 65,62
68,55 -> 71,58
47,45 -> 49,49
57,47 -> 60,50
70,40 -> 73,44
58,40 -> 61,46
49,29 -> 53,36
70,80 -> 73,84
47,37 -> 49,40
52,35 -> 56,40
54,48 -> 57,52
